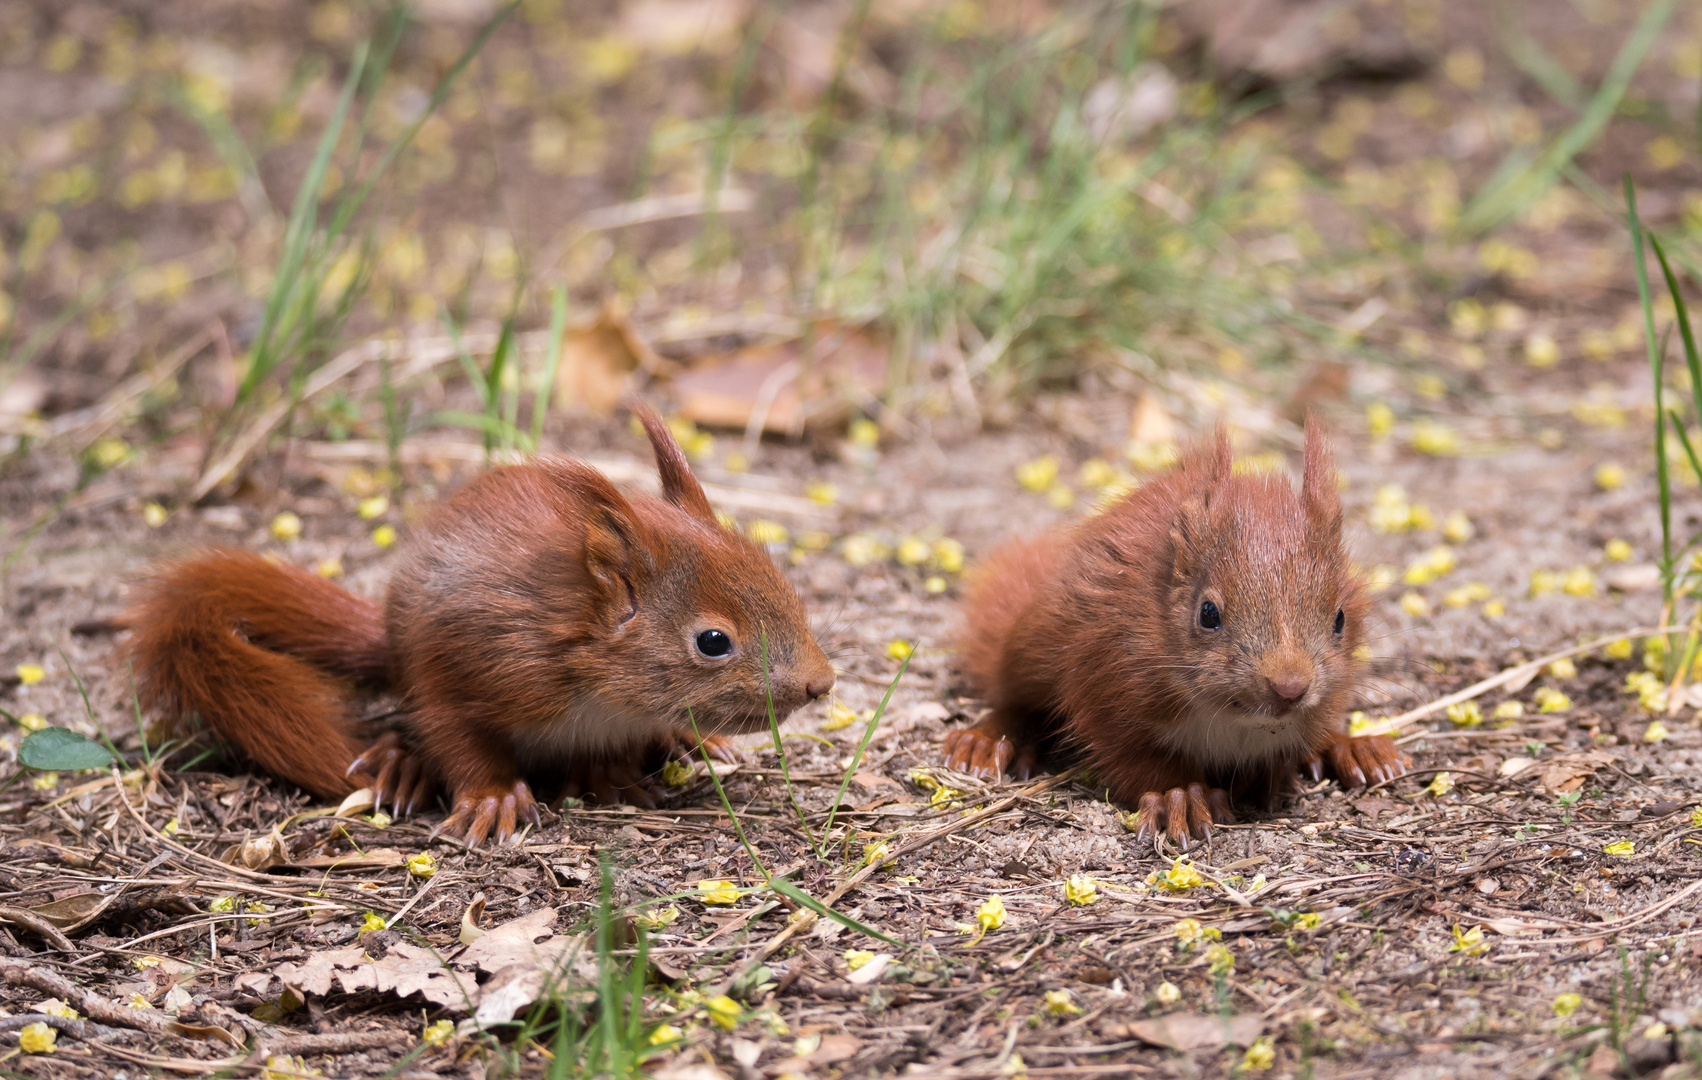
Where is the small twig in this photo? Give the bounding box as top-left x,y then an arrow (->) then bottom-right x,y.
0,957 -> 171,1035
0,906 -> 78,952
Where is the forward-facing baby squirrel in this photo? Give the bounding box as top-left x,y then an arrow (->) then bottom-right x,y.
124,404 -> 835,845
943,421 -> 1406,847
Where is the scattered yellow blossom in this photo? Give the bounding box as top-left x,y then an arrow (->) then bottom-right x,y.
635,905 -> 679,930
1127,440 -> 1180,472
372,524 -> 398,548
748,519 -> 789,545
361,912 -> 387,933
1602,840 -> 1635,857
844,949 -> 875,971
1644,722 -> 1669,743
17,712 -> 47,732
1561,567 -> 1596,597
422,1019 -> 455,1046
128,994 -> 155,1009
1549,658 -> 1577,679
1410,420 -> 1458,456
1150,857 -> 1205,893
648,1023 -> 682,1046
210,895 -> 237,913
1445,702 -> 1482,728
1367,402 -> 1395,438
848,418 -> 880,449
1404,545 -> 1458,585
1043,989 -> 1081,1017
1492,700 -> 1524,721
1426,772 -> 1454,797
1352,643 -> 1373,661
1441,511 -> 1475,543
704,994 -> 741,1030
36,1000 -> 76,1020
1524,331 -> 1559,367
368,811 -> 391,828
408,853 -> 437,879
1594,463 -> 1627,490
841,534 -> 890,567
1078,459 -> 1118,489
806,482 -> 838,506
357,495 -> 389,520
1533,687 -> 1571,713
823,700 -> 858,731
315,557 -> 343,578
696,880 -> 741,905
1482,600 -> 1506,617
1046,485 -> 1075,510
1399,591 -> 1430,617
886,640 -> 915,662
1444,583 -> 1492,608
18,1022 -> 56,1054
895,537 -> 931,566
1528,569 -> 1559,597
660,758 -> 693,786
270,512 -> 303,541
1016,456 -> 1060,492
86,436 -> 130,470
1173,917 -> 1223,947
1205,944 -> 1234,975
863,841 -> 893,868
1552,993 -> 1583,1017
972,895 -> 1006,943
925,576 -> 949,594
1692,808 -> 1702,828
1450,924 -> 1489,955
1242,1035 -> 1275,1072
931,537 -> 966,573
1064,875 -> 1100,906
1154,981 -> 1181,1004
142,501 -> 169,527
1603,539 -> 1633,562
16,664 -> 45,686
1293,912 -> 1321,930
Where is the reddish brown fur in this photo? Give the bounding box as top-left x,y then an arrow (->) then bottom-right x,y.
946,420 -> 1402,844
124,405 -> 835,844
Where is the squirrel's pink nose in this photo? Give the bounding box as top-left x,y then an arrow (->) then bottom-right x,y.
806,675 -> 834,700
1268,674 -> 1310,703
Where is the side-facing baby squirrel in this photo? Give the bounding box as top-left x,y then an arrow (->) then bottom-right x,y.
124,404 -> 836,845
943,421 -> 1406,847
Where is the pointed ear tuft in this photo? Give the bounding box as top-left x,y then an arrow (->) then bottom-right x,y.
1300,413 -> 1342,536
628,400 -> 717,524
1169,493 -> 1210,584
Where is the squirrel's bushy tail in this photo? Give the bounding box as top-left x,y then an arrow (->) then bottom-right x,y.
125,549 -> 389,799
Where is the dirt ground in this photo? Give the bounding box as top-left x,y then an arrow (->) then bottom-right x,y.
3,0 -> 1702,1077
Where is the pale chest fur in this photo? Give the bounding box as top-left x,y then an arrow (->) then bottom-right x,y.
509,693 -> 674,762
1153,705 -> 1314,770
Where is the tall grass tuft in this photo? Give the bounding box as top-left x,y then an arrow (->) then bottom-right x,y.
1626,175 -> 1702,693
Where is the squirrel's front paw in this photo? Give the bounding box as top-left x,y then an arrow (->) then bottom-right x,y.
1303,732 -> 1409,788
658,729 -> 740,765
348,732 -> 436,818
942,724 -> 1037,781
1135,784 -> 1232,850
437,780 -> 540,846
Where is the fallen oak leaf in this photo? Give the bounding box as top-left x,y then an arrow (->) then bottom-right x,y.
1109,1012 -> 1265,1051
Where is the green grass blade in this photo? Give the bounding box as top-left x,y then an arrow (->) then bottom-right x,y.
241,41 -> 369,400
822,646 -> 913,842
765,875 -> 902,947
687,704 -> 771,880
759,632 -> 819,853
531,286 -> 569,449
1666,410 -> 1702,493
1493,2 -> 1584,109
1459,0 -> 1674,236
1647,232 -> 1702,423
1627,175 -> 1675,617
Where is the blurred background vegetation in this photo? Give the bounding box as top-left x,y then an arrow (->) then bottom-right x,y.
0,0 -> 1698,493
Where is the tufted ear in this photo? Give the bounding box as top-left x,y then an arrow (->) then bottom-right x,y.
629,400 -> 717,524
1169,429 -> 1231,583
1300,414 -> 1342,539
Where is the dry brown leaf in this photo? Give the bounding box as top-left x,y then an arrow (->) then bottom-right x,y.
669,323 -> 886,436
555,301 -> 665,415
291,848 -> 408,871
223,825 -> 289,871
1539,750 -> 1616,795
27,892 -> 113,929
770,1033 -> 860,1073
1111,1012 -> 1264,1051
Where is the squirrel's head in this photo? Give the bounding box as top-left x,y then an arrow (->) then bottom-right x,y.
1161,419 -> 1365,739
577,404 -> 835,735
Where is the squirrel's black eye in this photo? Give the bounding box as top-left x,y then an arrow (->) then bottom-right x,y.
1198,601 -> 1221,631
695,629 -> 733,658
1333,608 -> 1346,636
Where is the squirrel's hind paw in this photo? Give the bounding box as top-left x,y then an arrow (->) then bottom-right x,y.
436,780 -> 540,846
1135,784 -> 1231,850
349,732 -> 436,818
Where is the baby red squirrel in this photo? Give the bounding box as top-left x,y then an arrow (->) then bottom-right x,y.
124,403 -> 835,845
943,420 -> 1406,847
